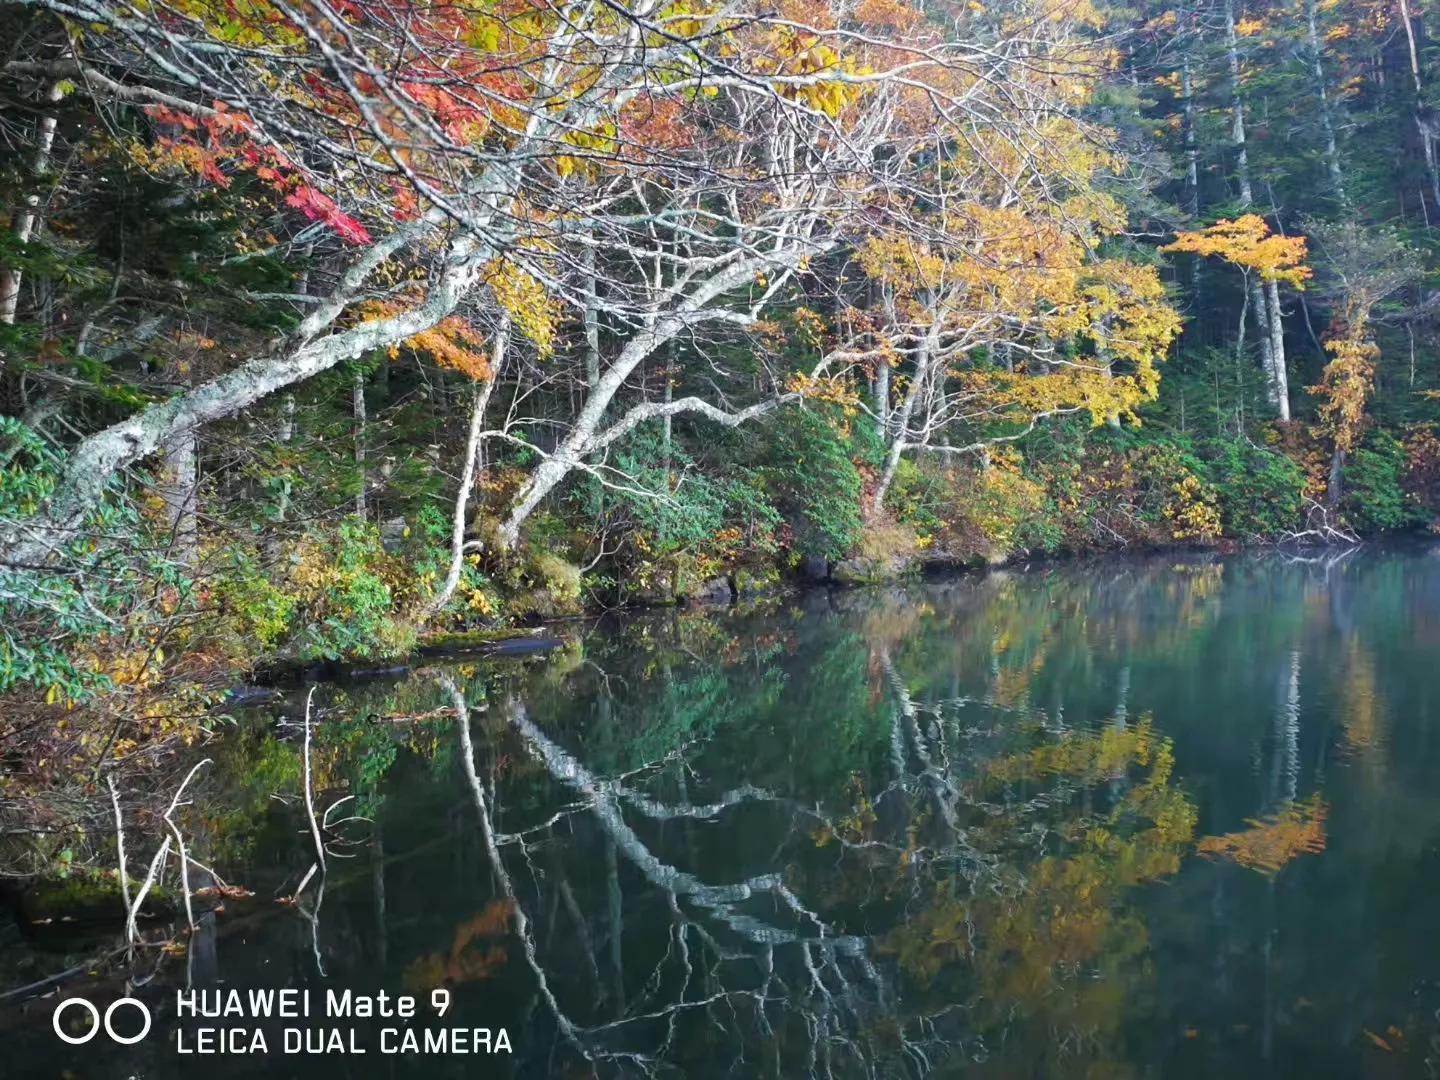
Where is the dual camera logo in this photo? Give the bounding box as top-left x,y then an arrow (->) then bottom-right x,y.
52,997 -> 152,1045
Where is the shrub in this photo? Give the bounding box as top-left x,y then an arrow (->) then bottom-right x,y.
285,521 -> 416,660
1207,438 -> 1306,540
572,428 -> 782,598
215,550 -> 296,650
1344,431 -> 1421,532
888,458 -> 946,545
1402,426 -> 1440,528
1129,442 -> 1222,543
971,448 -> 1060,554
752,406 -> 863,560
0,417 -> 188,701
406,504 -> 501,622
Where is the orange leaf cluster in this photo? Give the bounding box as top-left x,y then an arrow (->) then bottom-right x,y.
1196,794 -> 1328,875
403,900 -> 514,990
360,301 -> 492,381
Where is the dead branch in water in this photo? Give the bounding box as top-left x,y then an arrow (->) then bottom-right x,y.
1276,499 -> 1361,546
296,686 -> 325,898
162,758 -> 213,930
110,757 -> 210,948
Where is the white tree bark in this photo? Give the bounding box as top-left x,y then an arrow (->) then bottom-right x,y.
1224,0 -> 1281,405
1,223 -> 486,566
582,240 -> 601,389
1304,0 -> 1347,205
1265,278 -> 1291,421
495,249 -> 819,550
874,356 -> 891,433
1399,0 -> 1440,212
353,369 -> 368,521
423,321 -> 508,618
0,81 -> 64,325
870,323 -> 939,518
159,426 -> 199,561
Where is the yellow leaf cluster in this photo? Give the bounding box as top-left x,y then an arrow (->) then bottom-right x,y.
758,28 -> 869,118
1162,474 -> 1222,541
484,258 -> 558,358
1311,301 -> 1379,452
1161,215 -> 1311,287
785,372 -> 860,413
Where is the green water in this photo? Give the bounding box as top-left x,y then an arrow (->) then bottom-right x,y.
7,548 -> 1440,1077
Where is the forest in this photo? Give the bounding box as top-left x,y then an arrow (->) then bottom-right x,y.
3,0 -> 1440,849
6,0 -> 1440,1070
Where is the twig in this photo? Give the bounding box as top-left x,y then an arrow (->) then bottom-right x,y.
294,687 -> 325,900
105,775 -> 132,928
161,759 -> 213,930
0,945 -> 131,1005
127,836 -> 171,947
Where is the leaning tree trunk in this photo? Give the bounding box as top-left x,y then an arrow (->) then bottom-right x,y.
495,251 -> 805,550
1,226 -> 489,568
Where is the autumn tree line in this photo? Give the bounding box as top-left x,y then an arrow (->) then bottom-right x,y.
0,0 -> 1439,709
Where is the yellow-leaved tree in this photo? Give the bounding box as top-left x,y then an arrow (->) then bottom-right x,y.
1161,215 -> 1310,421
854,184 -> 1181,516
1302,220 -> 1420,507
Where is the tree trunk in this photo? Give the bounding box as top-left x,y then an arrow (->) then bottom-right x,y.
1225,0 -> 1256,210
265,393 -> 296,560
1181,19 -> 1200,216
353,369 -> 368,520
1265,278 -> 1291,421
661,358 -> 673,481
424,322 -> 507,619
0,82 -> 64,325
156,334 -> 201,562
2,228 -> 488,567
582,241 -> 601,389
874,355 -> 891,433
1399,0 -> 1440,212
159,426 -> 199,562
871,323 -> 937,518
1225,0 -> 1278,393
495,250 -> 814,550
1304,0 -> 1347,205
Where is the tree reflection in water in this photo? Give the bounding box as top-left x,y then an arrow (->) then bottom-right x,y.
25,551 -> 1434,1079
430,614 -> 1203,1077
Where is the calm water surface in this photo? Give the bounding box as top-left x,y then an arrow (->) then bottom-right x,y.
7,548 -> 1440,1078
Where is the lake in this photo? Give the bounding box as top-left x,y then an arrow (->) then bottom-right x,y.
6,547 -> 1440,1077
